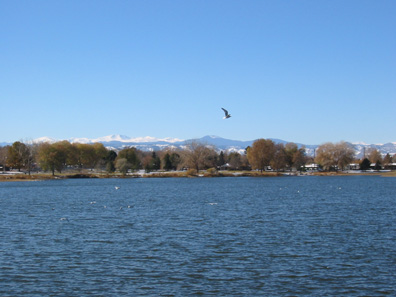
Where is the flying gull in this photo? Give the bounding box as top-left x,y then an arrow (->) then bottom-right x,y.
221,108 -> 231,119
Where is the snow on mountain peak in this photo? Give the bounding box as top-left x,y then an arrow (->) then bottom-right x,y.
94,135 -> 131,142
130,136 -> 159,143
93,135 -> 184,143
33,136 -> 57,143
69,137 -> 92,143
161,137 -> 184,143
127,136 -> 183,143
31,135 -> 184,144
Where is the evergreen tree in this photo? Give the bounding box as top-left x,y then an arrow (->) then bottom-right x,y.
106,161 -> 115,173
360,158 -> 371,171
151,152 -> 161,170
117,147 -> 140,171
218,151 -> 226,166
105,150 -> 117,173
163,153 -> 173,171
170,152 -> 181,170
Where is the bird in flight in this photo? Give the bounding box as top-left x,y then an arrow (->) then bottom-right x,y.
221,108 -> 231,119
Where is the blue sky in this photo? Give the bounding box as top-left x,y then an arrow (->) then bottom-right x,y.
1,0 -> 395,145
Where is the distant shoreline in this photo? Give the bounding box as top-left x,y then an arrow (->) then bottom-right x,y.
1,170 -> 395,182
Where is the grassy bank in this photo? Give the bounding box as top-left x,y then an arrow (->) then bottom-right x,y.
0,170 -> 394,182
0,170 -> 282,182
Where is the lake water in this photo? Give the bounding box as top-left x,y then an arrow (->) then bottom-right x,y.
0,176 -> 395,296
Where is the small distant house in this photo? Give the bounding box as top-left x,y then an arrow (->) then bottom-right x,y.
384,163 -> 396,170
0,164 -> 9,172
370,163 -> 383,170
303,163 -> 319,171
219,163 -> 231,170
348,163 -> 360,170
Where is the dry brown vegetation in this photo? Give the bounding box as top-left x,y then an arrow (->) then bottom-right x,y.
379,171 -> 396,177
0,173 -> 58,182
0,170 -> 282,182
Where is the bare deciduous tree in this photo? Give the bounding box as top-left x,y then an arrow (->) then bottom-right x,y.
37,142 -> 65,175
246,139 -> 276,172
315,141 -> 355,171
292,147 -> 307,171
115,158 -> 130,175
228,152 -> 242,170
271,143 -> 287,172
182,141 -> 217,172
367,149 -> 382,164
383,153 -> 392,166
8,141 -> 27,171
334,141 -> 355,170
0,145 -> 10,172
315,142 -> 334,171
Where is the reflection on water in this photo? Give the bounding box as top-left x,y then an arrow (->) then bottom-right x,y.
0,176 -> 395,296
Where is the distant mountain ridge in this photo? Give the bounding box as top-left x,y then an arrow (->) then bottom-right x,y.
2,135 -> 396,158
34,135 -> 183,144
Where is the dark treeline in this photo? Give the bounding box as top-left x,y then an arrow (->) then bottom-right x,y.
0,139 -> 395,175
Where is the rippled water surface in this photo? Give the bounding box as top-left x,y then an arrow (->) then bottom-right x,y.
0,176 -> 395,296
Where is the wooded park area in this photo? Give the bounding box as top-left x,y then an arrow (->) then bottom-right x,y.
1,139 -> 395,177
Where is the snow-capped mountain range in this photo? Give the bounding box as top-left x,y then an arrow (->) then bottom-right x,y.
2,135 -> 396,158
29,135 -> 311,155
34,135 -> 183,145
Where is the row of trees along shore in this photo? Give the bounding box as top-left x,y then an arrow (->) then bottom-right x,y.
1,139 -> 395,176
